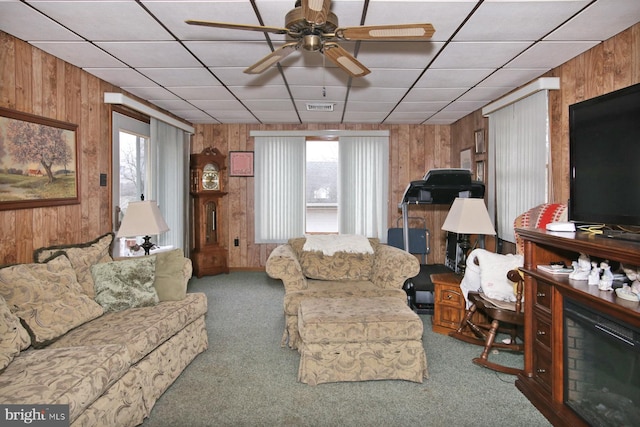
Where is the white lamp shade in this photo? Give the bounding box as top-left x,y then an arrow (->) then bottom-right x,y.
116,201 -> 169,238
441,198 -> 496,235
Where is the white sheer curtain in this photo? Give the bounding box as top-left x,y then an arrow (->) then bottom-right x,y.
338,136 -> 389,240
254,135 -> 306,243
487,90 -> 549,242
150,118 -> 190,251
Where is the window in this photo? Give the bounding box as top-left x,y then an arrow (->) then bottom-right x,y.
306,139 -> 338,233
486,90 -> 550,242
253,131 -> 389,243
112,113 -> 150,232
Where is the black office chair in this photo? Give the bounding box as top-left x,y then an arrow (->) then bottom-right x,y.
387,217 -> 452,314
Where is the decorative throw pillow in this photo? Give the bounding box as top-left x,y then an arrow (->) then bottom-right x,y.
475,249 -> 524,302
0,254 -> 104,348
153,249 -> 189,301
92,257 -> 159,312
33,232 -> 115,298
0,295 -> 31,370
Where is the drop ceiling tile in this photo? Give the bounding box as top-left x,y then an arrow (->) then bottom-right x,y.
384,111 -> 432,123
227,85 -> 292,100
431,41 -> 533,69
415,69 -> 494,88
29,42 -> 124,68
507,41 -> 600,69
169,87 -> 235,102
348,87 -> 408,102
546,0 -> 640,41
96,42 -> 200,68
143,0 -> 277,41
242,99 -> 296,110
185,41 -> 289,67
345,101 -> 398,113
458,87 -> 513,103
209,67 -> 286,87
82,68 -> 157,87
403,87 -> 468,102
190,99 -> 249,111
253,111 -> 302,124
122,86 -> 178,101
290,85 -> 347,102
136,68 -> 219,87
444,100 -> 487,112
394,101 -> 449,114
209,110 -> 260,123
282,67 -> 350,86
454,0 -> 591,42
175,109 -> 220,123
350,69 -> 424,88
478,68 -> 548,88
29,1 -> 172,41
343,112 -> 391,123
0,2 -> 81,41
356,41 -> 444,69
149,99 -> 196,111
362,1 -> 478,42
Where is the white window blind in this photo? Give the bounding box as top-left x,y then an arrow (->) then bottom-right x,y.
487,90 -> 549,243
338,136 -> 389,240
254,135 -> 306,243
150,118 -> 190,251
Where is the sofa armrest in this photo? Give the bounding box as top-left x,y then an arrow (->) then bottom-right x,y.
371,244 -> 420,289
266,244 -> 307,293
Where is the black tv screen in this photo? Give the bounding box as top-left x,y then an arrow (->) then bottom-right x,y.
569,82 -> 640,227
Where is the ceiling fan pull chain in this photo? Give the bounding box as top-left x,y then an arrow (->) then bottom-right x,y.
322,54 -> 326,97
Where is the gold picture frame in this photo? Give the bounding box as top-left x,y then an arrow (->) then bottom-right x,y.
0,107 -> 79,211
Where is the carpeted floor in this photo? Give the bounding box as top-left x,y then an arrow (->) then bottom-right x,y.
141,272 -> 551,427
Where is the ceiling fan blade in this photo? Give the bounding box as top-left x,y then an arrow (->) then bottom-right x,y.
336,23 -> 435,40
185,19 -> 290,35
302,0 -> 331,25
323,42 -> 370,78
244,42 -> 300,74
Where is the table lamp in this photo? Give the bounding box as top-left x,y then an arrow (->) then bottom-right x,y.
116,200 -> 169,255
441,197 -> 496,274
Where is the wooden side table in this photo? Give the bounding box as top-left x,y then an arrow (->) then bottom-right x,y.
431,272 -> 488,336
431,272 -> 466,335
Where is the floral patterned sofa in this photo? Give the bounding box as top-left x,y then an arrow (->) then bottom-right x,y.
0,233 -> 208,427
266,235 -> 420,349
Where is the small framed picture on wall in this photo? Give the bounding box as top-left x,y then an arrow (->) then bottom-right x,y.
474,129 -> 485,154
476,160 -> 485,182
460,148 -> 472,171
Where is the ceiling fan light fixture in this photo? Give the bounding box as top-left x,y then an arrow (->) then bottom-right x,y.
302,34 -> 322,51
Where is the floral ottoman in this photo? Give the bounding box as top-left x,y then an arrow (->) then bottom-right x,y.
297,296 -> 428,385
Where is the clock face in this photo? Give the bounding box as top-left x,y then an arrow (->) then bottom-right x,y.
202,170 -> 219,190
202,163 -> 220,190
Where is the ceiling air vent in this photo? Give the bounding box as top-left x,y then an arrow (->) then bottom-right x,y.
306,103 -> 334,112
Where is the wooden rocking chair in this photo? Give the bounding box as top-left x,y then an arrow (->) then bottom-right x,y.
449,269 -> 525,375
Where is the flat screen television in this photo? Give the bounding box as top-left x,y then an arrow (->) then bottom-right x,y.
569,82 -> 640,230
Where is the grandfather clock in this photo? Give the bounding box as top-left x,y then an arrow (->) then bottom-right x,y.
190,146 -> 228,277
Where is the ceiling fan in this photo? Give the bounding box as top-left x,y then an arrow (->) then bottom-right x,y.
186,0 -> 435,78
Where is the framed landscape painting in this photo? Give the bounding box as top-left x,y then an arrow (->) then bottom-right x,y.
0,107 -> 80,211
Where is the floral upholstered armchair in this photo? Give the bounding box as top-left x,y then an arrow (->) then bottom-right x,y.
266,235 -> 420,349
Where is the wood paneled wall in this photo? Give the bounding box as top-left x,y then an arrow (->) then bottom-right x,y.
1,22 -> 638,269
0,32 -> 116,265
191,124 -> 453,269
